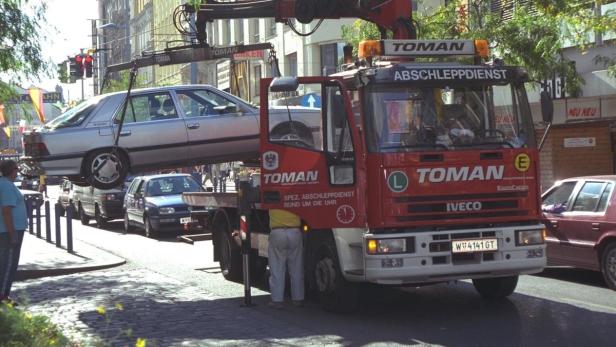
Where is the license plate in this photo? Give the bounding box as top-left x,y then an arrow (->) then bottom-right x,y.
451,238 -> 498,253
180,217 -> 193,224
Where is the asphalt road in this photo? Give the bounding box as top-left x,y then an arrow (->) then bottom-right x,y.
12,186 -> 616,346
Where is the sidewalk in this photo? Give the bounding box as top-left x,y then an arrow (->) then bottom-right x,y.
16,231 -> 126,281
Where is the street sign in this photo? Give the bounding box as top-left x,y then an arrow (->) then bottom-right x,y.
300,93 -> 321,108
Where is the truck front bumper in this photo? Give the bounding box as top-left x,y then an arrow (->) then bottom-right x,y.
360,224 -> 546,285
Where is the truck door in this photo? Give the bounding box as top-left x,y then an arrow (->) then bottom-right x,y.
259,77 -> 366,229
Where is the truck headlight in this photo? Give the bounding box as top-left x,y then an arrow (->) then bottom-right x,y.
516,229 -> 544,246
367,238 -> 407,254
159,207 -> 175,215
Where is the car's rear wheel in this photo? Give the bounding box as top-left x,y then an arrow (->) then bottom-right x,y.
84,149 -> 129,190
144,215 -> 157,238
472,276 -> 518,299
601,242 -> 616,290
94,205 -> 107,229
124,212 -> 134,233
79,204 -> 90,225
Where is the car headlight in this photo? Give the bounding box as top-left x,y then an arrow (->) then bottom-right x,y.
516,229 -> 544,246
159,207 -> 175,215
367,238 -> 407,254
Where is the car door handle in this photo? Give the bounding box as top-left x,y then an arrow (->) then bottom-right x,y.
592,222 -> 600,232
187,123 -> 200,129
550,220 -> 558,228
120,130 -> 131,136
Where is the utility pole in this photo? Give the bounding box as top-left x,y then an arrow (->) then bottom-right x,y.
80,49 -> 85,100
190,13 -> 198,84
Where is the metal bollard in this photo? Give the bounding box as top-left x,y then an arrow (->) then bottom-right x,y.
66,202 -> 73,253
35,201 -> 41,238
27,198 -> 34,234
45,201 -> 51,242
55,203 -> 62,248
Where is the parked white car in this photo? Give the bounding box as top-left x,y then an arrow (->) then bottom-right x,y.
20,85 -> 320,189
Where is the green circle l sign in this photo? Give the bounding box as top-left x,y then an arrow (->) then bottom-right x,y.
387,171 -> 408,193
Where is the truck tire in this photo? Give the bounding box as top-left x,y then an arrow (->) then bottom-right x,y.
217,222 -> 242,282
472,275 -> 518,299
601,242 -> 616,290
313,238 -> 359,313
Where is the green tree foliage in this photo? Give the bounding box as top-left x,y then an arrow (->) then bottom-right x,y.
341,0 -> 616,97
0,0 -> 50,104
103,71 -> 146,94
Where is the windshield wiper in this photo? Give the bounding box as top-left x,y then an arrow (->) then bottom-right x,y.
454,141 -> 514,149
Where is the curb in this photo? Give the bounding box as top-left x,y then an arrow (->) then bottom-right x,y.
16,259 -> 127,281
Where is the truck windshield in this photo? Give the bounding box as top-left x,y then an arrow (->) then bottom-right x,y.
363,83 -> 536,152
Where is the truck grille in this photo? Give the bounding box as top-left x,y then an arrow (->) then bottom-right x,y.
393,192 -> 529,222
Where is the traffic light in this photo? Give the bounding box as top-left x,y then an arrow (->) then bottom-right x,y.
74,54 -> 84,79
84,54 -> 94,78
57,60 -> 69,83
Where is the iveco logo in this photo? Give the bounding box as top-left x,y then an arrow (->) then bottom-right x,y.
447,201 -> 482,212
417,165 -> 504,184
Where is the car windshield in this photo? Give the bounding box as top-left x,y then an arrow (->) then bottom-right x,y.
146,176 -> 203,197
363,83 -> 536,152
44,96 -> 104,129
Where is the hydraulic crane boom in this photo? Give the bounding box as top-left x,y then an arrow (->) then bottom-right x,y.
178,0 -> 416,44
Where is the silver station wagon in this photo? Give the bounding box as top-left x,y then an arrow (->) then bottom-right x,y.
21,85 -> 320,189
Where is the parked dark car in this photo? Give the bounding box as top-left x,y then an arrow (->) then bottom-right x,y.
541,176 -> 616,290
77,185 -> 126,228
124,173 -> 204,238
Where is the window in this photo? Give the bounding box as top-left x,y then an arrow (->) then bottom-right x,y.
573,181 -> 610,212
121,92 -> 177,123
597,182 -> 614,212
147,176 -> 202,196
285,52 -> 298,77
268,82 -> 323,151
326,85 -> 354,185
542,181 -> 576,210
251,65 -> 262,99
250,19 -> 260,43
176,89 -> 238,117
320,43 -> 338,76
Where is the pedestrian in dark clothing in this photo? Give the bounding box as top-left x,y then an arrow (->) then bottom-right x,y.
0,160 -> 27,305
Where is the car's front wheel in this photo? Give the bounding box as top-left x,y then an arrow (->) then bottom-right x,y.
601,242 -> 616,290
144,215 -> 157,238
84,149 -> 129,190
94,205 -> 107,229
124,212 -> 134,233
79,204 -> 90,225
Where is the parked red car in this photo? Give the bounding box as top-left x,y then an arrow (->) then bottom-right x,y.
541,176 -> 616,290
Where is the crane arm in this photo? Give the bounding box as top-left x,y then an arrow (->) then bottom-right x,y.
179,0 -> 415,44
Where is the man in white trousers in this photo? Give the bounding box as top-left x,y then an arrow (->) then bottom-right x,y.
268,208 -> 304,308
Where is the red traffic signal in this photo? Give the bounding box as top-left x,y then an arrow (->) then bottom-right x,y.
84,54 -> 94,77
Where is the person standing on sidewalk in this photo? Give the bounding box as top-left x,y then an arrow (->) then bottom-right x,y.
0,160 -> 27,304
268,208 -> 304,308
38,174 -> 48,198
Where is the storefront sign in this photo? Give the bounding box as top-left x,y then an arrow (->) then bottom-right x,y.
564,137 -> 596,148
217,61 -> 230,90
566,99 -> 600,121
233,50 -> 264,61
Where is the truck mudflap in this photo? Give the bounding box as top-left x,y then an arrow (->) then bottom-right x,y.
337,224 -> 546,285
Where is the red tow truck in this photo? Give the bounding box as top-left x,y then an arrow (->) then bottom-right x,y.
178,0 -> 554,311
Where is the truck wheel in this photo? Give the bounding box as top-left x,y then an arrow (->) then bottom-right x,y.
217,225 -> 242,281
313,240 -> 359,313
601,242 -> 616,290
472,275 -> 518,299
79,204 -> 90,225
94,205 -> 107,229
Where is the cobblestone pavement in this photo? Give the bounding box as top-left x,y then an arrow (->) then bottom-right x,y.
12,264 -> 341,347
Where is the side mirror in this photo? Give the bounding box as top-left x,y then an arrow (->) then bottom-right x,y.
540,90 -> 554,124
269,77 -> 299,92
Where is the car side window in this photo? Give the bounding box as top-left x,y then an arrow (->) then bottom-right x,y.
596,183 -> 614,212
128,179 -> 141,194
176,89 -> 238,117
121,92 -> 178,123
542,181 -> 576,209
572,181 -> 605,212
